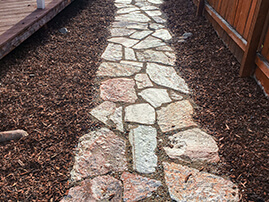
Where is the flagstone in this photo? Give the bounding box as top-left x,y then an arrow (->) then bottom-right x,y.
134,73 -> 153,89
130,30 -> 153,40
115,0 -> 132,4
100,78 -> 137,103
156,45 -> 174,51
101,43 -> 122,61
125,103 -> 155,124
61,176 -> 123,202
135,2 -> 151,7
108,37 -> 139,48
140,5 -> 158,10
129,125 -> 158,173
157,100 -> 196,132
90,101 -> 124,132
148,0 -> 163,4
121,172 -> 162,202
115,13 -> 151,23
70,128 -> 127,181
112,21 -> 148,29
145,10 -> 162,16
125,47 -> 136,60
120,60 -> 144,67
110,28 -> 135,37
149,23 -> 165,30
152,16 -> 166,24
146,63 -> 190,94
169,90 -> 184,100
117,7 -> 140,14
137,49 -> 175,65
139,88 -> 172,108
164,128 -> 220,163
152,29 -> 172,40
97,62 -> 141,77
133,36 -> 166,49
163,162 -> 239,202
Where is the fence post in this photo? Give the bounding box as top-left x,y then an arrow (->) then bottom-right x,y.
239,0 -> 269,77
37,0 -> 45,9
197,0 -> 205,16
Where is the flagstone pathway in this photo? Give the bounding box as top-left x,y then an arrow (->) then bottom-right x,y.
61,0 -> 240,201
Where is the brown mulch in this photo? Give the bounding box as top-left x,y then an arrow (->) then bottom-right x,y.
161,0 -> 269,201
0,0 -> 115,200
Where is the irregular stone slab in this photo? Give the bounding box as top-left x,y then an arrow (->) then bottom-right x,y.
130,30 -> 153,40
137,49 -> 175,65
115,13 -> 151,23
169,90 -> 184,100
134,73 -> 153,89
164,128 -> 220,163
125,48 -> 136,60
156,45 -> 173,51
70,128 -> 127,181
90,101 -> 124,132
149,23 -> 165,30
148,0 -> 163,4
120,60 -> 143,67
115,3 -> 129,8
117,7 -> 140,14
135,1 -> 151,7
145,10 -> 162,16
163,162 -> 239,202
115,0 -> 132,4
139,88 -> 172,108
152,16 -> 166,24
133,36 -> 166,49
110,28 -> 135,37
112,21 -> 148,30
100,78 -> 137,103
121,172 -> 162,202
146,63 -> 189,94
125,103 -> 155,124
157,101 -> 196,132
108,37 -> 139,48
152,29 -> 172,40
140,5 -> 158,10
61,176 -> 123,202
129,125 -> 158,173
101,43 -> 122,61
97,62 -> 141,77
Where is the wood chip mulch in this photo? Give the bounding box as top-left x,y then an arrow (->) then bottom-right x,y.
161,0 -> 268,201
0,0 -> 115,200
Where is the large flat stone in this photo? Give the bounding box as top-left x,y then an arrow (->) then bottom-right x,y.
100,78 -> 137,103
125,103 -> 156,124
163,162 -> 239,202
145,10 -> 162,16
148,0 -> 163,4
149,23 -> 165,30
140,5 -> 158,10
164,128 -> 220,163
146,63 -> 190,94
70,128 -> 127,181
115,13 -> 151,22
115,0 -> 132,4
137,49 -> 175,65
120,60 -> 143,67
139,88 -> 172,108
61,176 -> 122,202
152,29 -> 172,40
157,101 -> 196,132
134,73 -> 153,89
133,36 -> 166,49
117,7 -> 140,14
112,21 -> 148,30
110,28 -> 135,37
121,172 -> 162,201
90,101 -> 124,132
130,30 -> 153,40
97,62 -> 141,77
108,37 -> 139,48
101,43 -> 122,61
152,16 -> 166,24
129,125 -> 158,173
125,47 -> 136,60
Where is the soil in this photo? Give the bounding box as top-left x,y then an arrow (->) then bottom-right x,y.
0,0 -> 268,201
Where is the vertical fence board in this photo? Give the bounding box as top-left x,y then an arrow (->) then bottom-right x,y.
233,0 -> 244,28
243,0 -> 258,39
261,29 -> 269,61
236,0 -> 253,36
227,0 -> 239,27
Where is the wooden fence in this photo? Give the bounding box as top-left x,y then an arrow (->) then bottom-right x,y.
193,0 -> 269,95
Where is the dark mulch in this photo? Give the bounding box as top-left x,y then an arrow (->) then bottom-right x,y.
0,0 -> 115,200
161,0 -> 269,201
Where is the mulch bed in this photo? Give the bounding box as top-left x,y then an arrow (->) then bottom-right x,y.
0,0 -> 268,201
0,0 -> 115,200
161,0 -> 269,201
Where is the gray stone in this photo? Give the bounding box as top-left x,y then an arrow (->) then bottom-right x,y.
120,60 -> 143,67
121,172 -> 162,202
149,23 -> 165,30
108,37 -> 139,48
183,32 -> 193,38
137,49 -> 175,65
112,21 -> 148,30
59,27 -> 69,34
145,10 -> 162,16
169,90 -> 184,100
129,125 -> 158,173
134,73 -> 153,89
101,43 -> 122,61
115,13 -> 151,22
148,0 -> 163,4
125,103 -> 155,124
125,47 -> 136,60
152,29 -> 172,40
97,62 -> 141,77
115,0 -> 132,4
164,128 -> 220,163
130,30 -> 153,40
140,5 -> 158,10
61,176 -> 123,202
163,162 -> 239,202
110,28 -> 135,37
152,16 -> 166,24
90,101 -> 124,132
139,88 -> 172,108
157,100 -> 196,132
133,36 -> 166,49
70,128 -> 127,181
146,63 -> 190,94
117,7 -> 139,14
156,45 -> 173,51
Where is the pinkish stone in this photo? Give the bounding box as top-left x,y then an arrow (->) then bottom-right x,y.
121,172 -> 162,202
70,128 -> 127,181
100,78 -> 138,103
163,162 -> 239,202
61,175 -> 122,202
